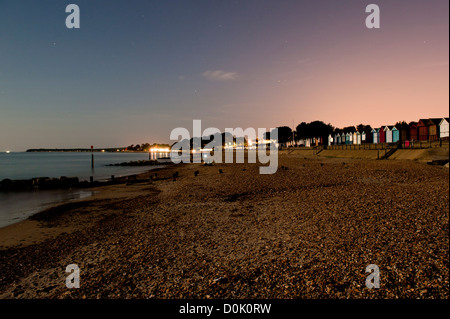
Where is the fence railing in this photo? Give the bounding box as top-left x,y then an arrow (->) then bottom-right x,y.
287,138 -> 448,151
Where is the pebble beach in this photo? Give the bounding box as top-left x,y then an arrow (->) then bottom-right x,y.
0,153 -> 448,299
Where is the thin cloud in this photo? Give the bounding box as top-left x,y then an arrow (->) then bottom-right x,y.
202,70 -> 239,81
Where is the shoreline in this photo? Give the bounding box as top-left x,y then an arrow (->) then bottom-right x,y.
0,155 -> 448,298
0,165 -> 169,249
0,165 -> 168,230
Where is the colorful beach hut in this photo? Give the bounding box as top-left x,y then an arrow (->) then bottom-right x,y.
345,133 -> 350,144
379,126 -> 386,144
372,128 -> 379,144
392,127 -> 399,143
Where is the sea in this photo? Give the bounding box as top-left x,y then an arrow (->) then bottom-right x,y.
0,151 -> 168,228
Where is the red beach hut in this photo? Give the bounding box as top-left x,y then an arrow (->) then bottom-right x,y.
409,122 -> 418,141
417,119 -> 431,141
379,126 -> 386,143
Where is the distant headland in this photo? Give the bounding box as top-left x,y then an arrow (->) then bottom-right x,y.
26,143 -> 171,153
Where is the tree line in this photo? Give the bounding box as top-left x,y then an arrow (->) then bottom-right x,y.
125,143 -> 170,151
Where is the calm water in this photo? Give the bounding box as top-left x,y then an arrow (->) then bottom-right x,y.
0,189 -> 94,228
0,152 -> 168,228
0,151 -> 168,181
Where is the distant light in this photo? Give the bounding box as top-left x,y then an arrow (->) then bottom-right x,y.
6,150 -> 10,154
150,147 -> 170,152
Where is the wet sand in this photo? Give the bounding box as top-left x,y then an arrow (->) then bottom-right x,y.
0,154 -> 448,298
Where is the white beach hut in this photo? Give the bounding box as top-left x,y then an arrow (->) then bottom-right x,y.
356,132 -> 361,145
352,132 -> 357,145
305,138 -> 311,148
439,118 -> 449,139
385,126 -> 393,143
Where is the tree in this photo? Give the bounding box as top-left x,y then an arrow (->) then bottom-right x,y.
395,121 -> 409,130
296,121 -> 334,140
273,126 -> 293,144
295,122 -> 309,139
342,126 -> 356,134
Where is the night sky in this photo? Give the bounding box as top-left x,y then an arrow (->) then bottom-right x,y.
0,0 -> 448,151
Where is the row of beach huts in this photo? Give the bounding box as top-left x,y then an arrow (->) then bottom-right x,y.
327,118 -> 449,146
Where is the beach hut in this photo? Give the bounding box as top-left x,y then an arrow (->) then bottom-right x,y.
365,130 -> 373,143
358,132 -> 362,144
340,133 -> 345,145
351,132 -> 356,145
428,118 -> 442,141
379,126 -> 386,144
345,133 -> 350,144
361,131 -> 366,143
328,134 -> 333,146
305,139 -> 311,147
399,128 -> 409,143
439,118 -> 449,139
385,126 -> 393,143
409,122 -> 418,141
417,119 -> 431,141
392,127 -> 400,143
372,128 -> 379,144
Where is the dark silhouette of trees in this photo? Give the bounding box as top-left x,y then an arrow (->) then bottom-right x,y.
342,126 -> 357,134
274,126 -> 293,144
296,121 -> 334,141
395,121 -> 409,130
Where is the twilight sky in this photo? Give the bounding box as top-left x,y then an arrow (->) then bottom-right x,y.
0,0 -> 448,151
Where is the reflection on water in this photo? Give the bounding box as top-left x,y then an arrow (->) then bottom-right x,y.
149,151 -> 170,161
0,189 -> 94,228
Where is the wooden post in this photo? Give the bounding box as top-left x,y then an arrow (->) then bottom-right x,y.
91,145 -> 94,168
